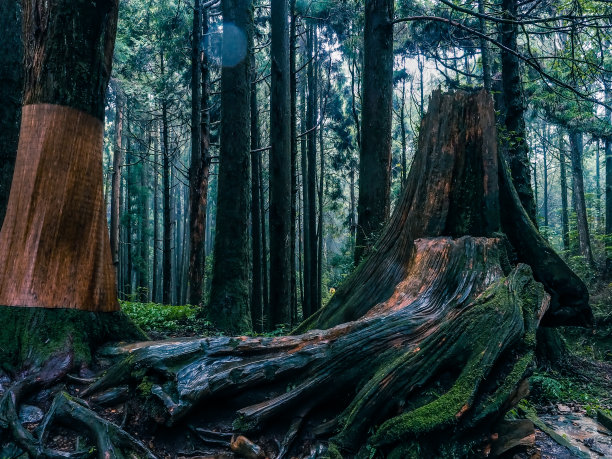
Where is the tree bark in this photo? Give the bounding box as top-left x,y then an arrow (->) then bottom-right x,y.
269,0 -> 292,327
209,0 -> 252,333
355,0 -> 394,263
0,0 -> 22,227
569,130 -> 595,266
250,38 -> 263,333
188,0 -> 206,306
110,83 -> 124,277
477,0 -> 491,90
0,0 -> 119,312
500,0 -> 537,225
161,94 -> 172,305
604,76 -> 612,270
306,24 -> 318,318
559,131 -> 571,254
0,0 -> 145,371
289,0 -> 298,325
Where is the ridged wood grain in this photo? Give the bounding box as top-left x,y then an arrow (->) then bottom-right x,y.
0,104 -> 119,312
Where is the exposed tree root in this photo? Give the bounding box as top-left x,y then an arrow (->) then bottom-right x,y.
0,354 -> 157,459
81,237 -> 549,456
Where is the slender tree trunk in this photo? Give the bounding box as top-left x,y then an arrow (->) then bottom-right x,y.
477,0 -> 491,90
209,0 -> 253,333
500,0 -> 537,224
139,149 -> 149,302
569,130 -> 595,266
153,122 -> 161,303
355,0 -> 394,263
596,142 -> 601,234
289,0 -> 298,325
250,43 -> 263,333
0,0 -> 22,226
604,79 -> 612,270
162,97 -> 172,304
199,8 -> 211,300
350,162 -> 356,246
542,124 -> 549,228
317,100 -> 324,311
559,132 -> 571,254
269,0 -> 292,328
400,79 -> 408,186
306,24 -> 318,318
260,153 -> 269,329
188,0 -> 205,306
110,85 -> 124,275
125,129 -> 133,298
301,70 -> 312,319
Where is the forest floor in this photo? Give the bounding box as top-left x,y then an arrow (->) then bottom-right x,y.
1,294 -> 611,459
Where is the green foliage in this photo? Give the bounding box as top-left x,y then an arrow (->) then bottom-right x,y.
529,371 -> 598,405
120,300 -> 206,334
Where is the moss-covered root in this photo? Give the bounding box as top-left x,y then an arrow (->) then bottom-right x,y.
331,264 -> 546,457
0,305 -> 146,372
41,392 -> 158,458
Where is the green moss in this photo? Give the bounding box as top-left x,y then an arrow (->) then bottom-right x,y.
0,306 -> 146,371
323,442 -> 344,459
137,377 -> 154,397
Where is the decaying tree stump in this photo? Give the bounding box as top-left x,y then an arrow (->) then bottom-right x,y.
0,90 -> 591,458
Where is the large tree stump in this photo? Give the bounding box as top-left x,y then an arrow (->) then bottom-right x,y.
3,91 -> 591,458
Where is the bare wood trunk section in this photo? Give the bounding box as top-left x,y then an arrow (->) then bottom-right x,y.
0,104 -> 118,312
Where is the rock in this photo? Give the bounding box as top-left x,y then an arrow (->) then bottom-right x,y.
18,404 -> 44,424
491,419 -> 536,456
557,404 -> 571,414
230,435 -> 265,459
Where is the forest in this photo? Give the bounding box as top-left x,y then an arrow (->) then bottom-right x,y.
0,0 -> 611,457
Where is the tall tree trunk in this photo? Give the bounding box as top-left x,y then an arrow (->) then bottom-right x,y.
317,69 -> 325,311
399,79 -> 408,186
125,130 -> 133,298
596,142 -> 601,234
153,122 -> 161,303
260,153 -> 270,329
269,0 -> 292,328
477,0 -> 492,90
306,24 -> 318,318
0,0 -> 144,370
199,8 -> 211,300
162,96 -> 172,305
604,77 -> 612,270
500,0 -> 537,223
569,130 -> 595,266
355,0 -> 394,263
559,132 -> 571,254
209,0 -> 253,333
301,69 -> 312,319
289,0 -> 298,325
350,161 -> 356,246
250,42 -> 263,333
542,124 -> 549,228
138,149 -> 150,302
188,0 -> 206,306
0,0 -> 22,226
110,84 -> 124,276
